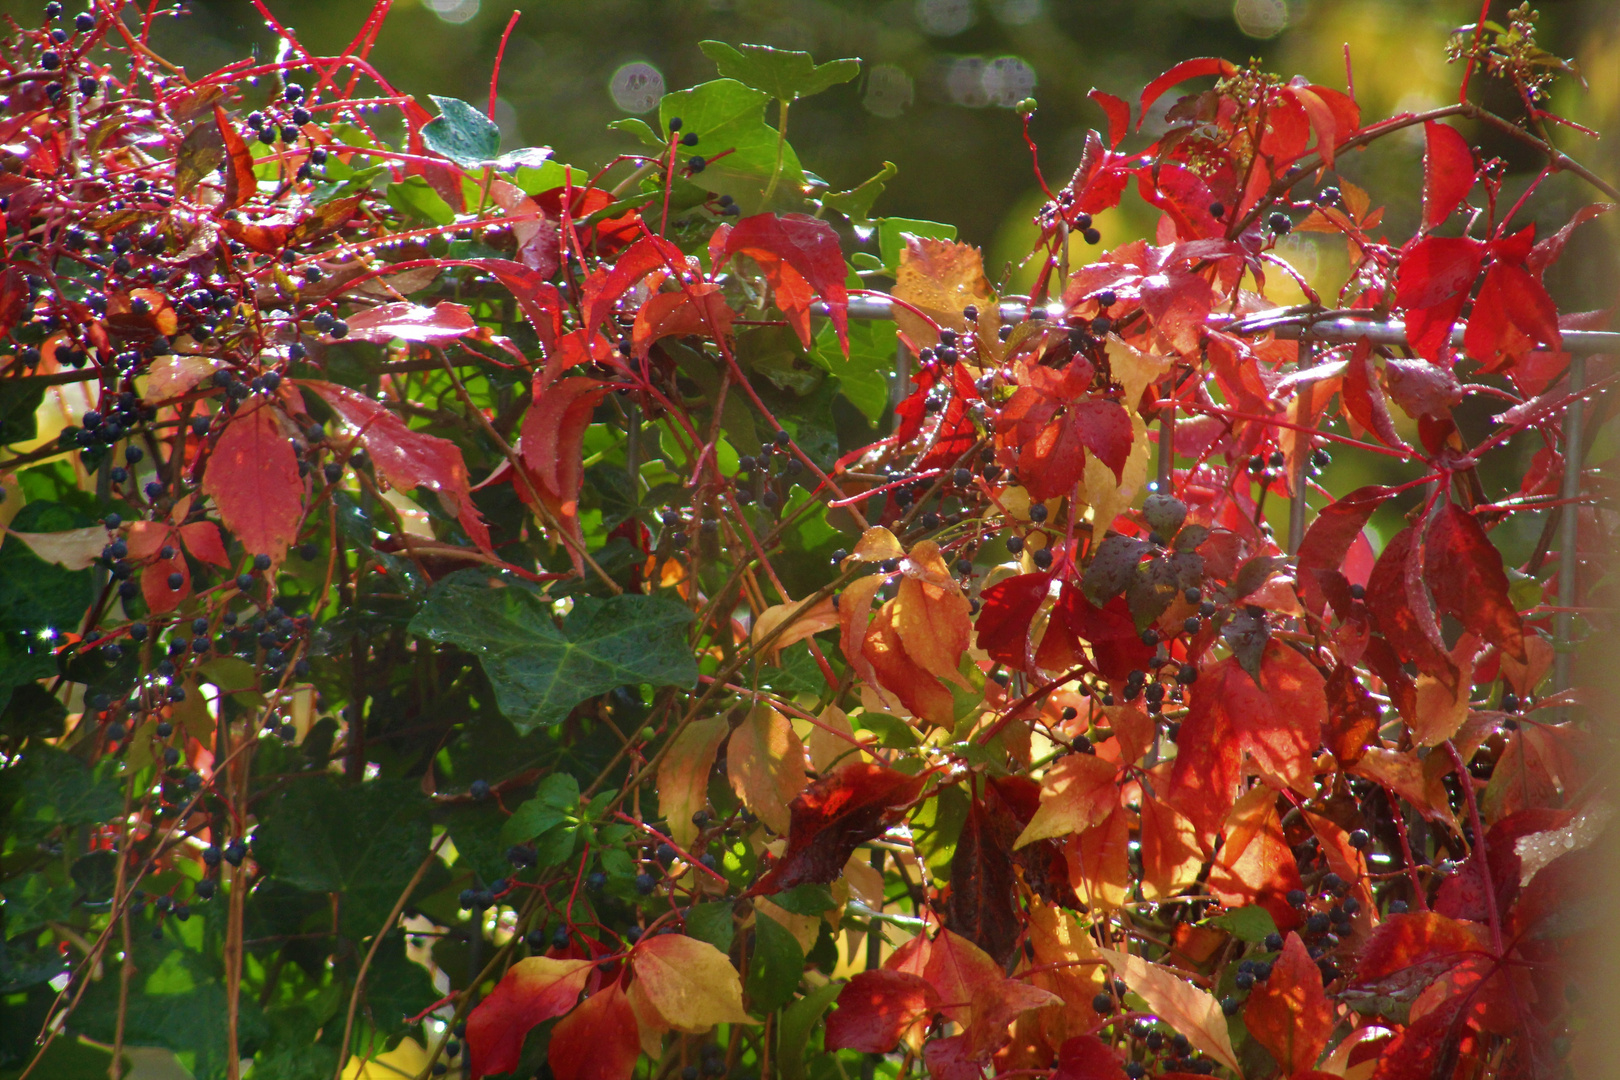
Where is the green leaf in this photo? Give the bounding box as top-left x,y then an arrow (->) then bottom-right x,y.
421,94 -> 500,168
1,873 -> 77,935
361,933 -> 437,1041
0,682 -> 66,741
698,41 -> 860,103
0,636 -> 58,718
657,79 -> 806,214
747,912 -> 804,1013
386,175 -> 456,226
0,379 -> 46,444
609,117 -> 665,149
500,773 -> 581,847
779,979 -> 845,1080
770,883 -> 836,916
822,161 -> 897,223
251,777 -> 431,936
0,504 -> 94,640
0,745 -> 122,846
878,217 -> 958,272
1207,905 -> 1279,943
810,318 -> 895,425
409,575 -> 699,733
686,901 -> 736,955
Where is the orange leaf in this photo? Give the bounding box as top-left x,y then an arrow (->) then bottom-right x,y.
891,237 -> 999,349
467,957 -> 593,1079
1138,794 -> 1202,901
1065,805 -> 1132,911
201,401 -> 303,563
631,283 -> 736,359
1095,947 -> 1240,1075
1206,786 -> 1304,933
863,600 -> 955,727
1244,933 -> 1333,1075
727,704 -> 808,834
893,540 -> 973,690
1015,753 -> 1119,848
752,596 -> 838,663
657,716 -> 729,849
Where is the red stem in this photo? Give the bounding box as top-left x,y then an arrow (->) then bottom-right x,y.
489,10 -> 521,120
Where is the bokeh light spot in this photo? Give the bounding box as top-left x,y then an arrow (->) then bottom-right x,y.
917,0 -> 978,37
610,62 -> 665,114
864,64 -> 915,118
982,56 -> 1036,108
424,0 -> 479,25
1233,0 -> 1289,39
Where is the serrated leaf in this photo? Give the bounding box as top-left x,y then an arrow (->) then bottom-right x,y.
685,901 -> 736,954
699,41 -> 860,103
608,116 -> 664,149
1082,534 -> 1147,607
410,577 -> 698,733
633,933 -> 753,1030
422,94 -> 501,168
500,773 -> 581,846
657,79 -> 806,213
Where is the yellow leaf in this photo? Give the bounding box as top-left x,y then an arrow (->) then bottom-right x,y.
144,353 -> 223,402
1080,411 -> 1149,532
658,716 -> 730,848
341,1037 -> 429,1079
10,527 -> 108,570
1104,335 -> 1172,411
1097,947 -> 1242,1076
803,706 -> 866,773
1413,663 -> 1472,747
626,976 -> 674,1057
727,705 -> 807,834
847,526 -> 905,566
632,934 -> 754,1031
891,237 -> 999,348
1015,753 -> 1119,848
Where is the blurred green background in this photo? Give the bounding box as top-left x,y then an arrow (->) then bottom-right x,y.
7,0 -> 1614,305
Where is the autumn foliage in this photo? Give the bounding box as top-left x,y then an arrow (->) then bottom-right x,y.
0,3 -> 1613,1080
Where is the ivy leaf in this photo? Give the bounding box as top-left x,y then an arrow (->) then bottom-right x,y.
409,575 -> 698,733
422,94 -> 500,168
0,745 -> 122,845
698,41 -> 860,103
251,777 -> 431,935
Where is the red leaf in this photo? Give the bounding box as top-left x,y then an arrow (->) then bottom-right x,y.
974,572 -> 1051,672
1340,343 -> 1406,449
1169,644 -> 1325,840
922,1035 -> 982,1080
719,214 -> 849,352
342,301 -> 477,344
1039,587 -> 1155,686
1383,357 -> 1463,418
824,970 -> 940,1052
1354,911 -> 1482,994
1395,236 -> 1485,362
1424,503 -> 1525,660
519,376 -> 610,573
1137,58 -> 1238,127
580,233 -> 687,340
1069,398 -> 1132,483
733,246 -> 817,348
1422,121 -> 1476,229
177,521 -> 230,568
1463,261 -> 1562,368
201,402 -> 304,564
1245,933 -> 1333,1074
463,258 -> 564,351
213,105 -> 256,211
1296,485 -> 1391,615
1366,525 -> 1453,679
1054,1035 -> 1127,1080
1526,201 -> 1614,276
547,981 -> 642,1080
946,783 -> 1025,966
312,383 -> 492,553
467,957 -> 593,1079
0,267 -> 31,341
1088,89 -> 1130,150
631,283 -> 736,358
1369,997 -> 1479,1080
747,762 -> 927,896
142,537 -> 190,615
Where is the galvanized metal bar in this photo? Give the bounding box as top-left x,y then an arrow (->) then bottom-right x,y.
1287,341 -> 1315,556
1554,354 -> 1587,697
